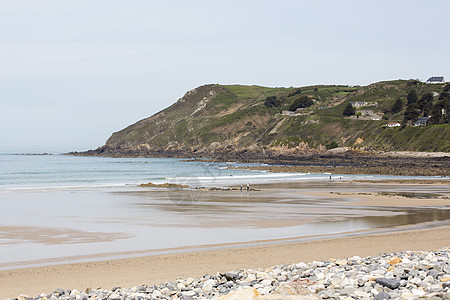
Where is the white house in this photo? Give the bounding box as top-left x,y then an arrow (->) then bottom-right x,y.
387,122 -> 401,128
281,111 -> 297,116
350,101 -> 368,108
426,76 -> 445,84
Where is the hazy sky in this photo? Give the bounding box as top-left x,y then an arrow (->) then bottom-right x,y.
1,0 -> 448,152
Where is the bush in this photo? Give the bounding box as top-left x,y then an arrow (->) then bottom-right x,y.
263,96 -> 281,108
407,79 -> 420,86
326,141 -> 339,150
288,96 -> 313,111
391,98 -> 403,114
288,88 -> 302,97
407,90 -> 418,104
403,105 -> 419,124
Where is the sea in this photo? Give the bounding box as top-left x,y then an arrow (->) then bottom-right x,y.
0,152 -> 449,270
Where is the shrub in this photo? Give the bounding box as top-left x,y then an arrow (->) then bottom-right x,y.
264,96 -> 281,108
288,88 -> 302,97
391,98 -> 403,114
407,90 -> 418,104
343,102 -> 356,116
288,96 -> 313,111
326,141 -> 339,150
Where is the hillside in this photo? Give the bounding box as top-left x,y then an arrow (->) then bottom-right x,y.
79,80 -> 450,158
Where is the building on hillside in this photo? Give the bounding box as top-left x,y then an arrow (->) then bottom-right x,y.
386,122 -> 401,128
281,111 -> 297,116
426,77 -> 445,84
350,101 -> 368,108
360,109 -> 375,116
414,116 -> 431,127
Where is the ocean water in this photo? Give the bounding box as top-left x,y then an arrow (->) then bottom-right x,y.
0,153 -> 448,270
0,154 -> 337,191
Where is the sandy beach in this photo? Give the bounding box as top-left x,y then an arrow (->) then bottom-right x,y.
1,182 -> 449,299
1,226 -> 449,299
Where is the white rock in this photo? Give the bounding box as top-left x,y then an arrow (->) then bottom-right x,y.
152,290 -> 162,298
400,292 -> 415,300
411,288 -> 425,297
176,282 -> 185,290
410,277 -> 422,285
257,286 -> 271,295
353,290 -> 367,297
341,277 -> 354,287
182,290 -> 196,297
257,271 -> 270,280
202,279 -> 216,292
160,287 -> 170,295
261,279 -> 273,286
247,273 -> 257,282
313,270 -> 324,280
109,293 -> 121,300
335,259 -> 347,266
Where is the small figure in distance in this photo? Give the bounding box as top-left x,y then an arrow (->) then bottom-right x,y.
247,182 -> 250,191
240,183 -> 243,191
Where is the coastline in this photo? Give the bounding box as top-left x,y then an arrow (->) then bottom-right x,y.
1,225 -> 450,299
70,150 -> 450,177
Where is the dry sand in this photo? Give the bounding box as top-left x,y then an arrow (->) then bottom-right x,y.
1,226 -> 449,299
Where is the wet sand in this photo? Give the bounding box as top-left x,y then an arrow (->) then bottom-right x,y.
0,181 -> 449,298
1,225 -> 449,299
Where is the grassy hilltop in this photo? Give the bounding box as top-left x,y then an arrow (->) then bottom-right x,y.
85,80 -> 450,157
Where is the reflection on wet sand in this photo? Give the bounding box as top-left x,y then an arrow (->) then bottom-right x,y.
120,181 -> 449,231
0,181 -> 448,270
0,226 -> 130,245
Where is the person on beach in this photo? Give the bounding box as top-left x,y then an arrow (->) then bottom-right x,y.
240,184 -> 243,191
247,183 -> 250,191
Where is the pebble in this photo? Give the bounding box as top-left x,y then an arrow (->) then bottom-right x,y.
11,248 -> 450,300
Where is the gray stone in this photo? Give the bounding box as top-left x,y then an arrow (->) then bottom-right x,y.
375,278 -> 400,289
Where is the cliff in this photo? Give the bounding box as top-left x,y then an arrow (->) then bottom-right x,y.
76,80 -> 450,159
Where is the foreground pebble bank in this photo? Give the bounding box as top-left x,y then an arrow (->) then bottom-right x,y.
10,248 -> 450,300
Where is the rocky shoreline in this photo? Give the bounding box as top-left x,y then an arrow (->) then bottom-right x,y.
69,149 -> 450,177
12,248 -> 450,300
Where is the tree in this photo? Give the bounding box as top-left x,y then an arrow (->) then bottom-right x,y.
417,92 -> 433,115
439,91 -> 449,100
444,83 -> 450,92
288,96 -> 313,111
288,88 -> 302,97
407,90 -> 418,105
402,105 -> 419,124
391,98 -> 403,114
343,102 -> 356,116
264,96 -> 281,108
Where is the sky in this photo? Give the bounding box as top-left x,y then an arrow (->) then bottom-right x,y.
0,0 -> 449,152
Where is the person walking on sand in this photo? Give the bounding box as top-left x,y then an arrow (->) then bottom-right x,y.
240,183 -> 243,191
246,183 -> 250,191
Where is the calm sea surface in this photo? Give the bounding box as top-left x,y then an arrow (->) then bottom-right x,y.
0,153 -> 448,270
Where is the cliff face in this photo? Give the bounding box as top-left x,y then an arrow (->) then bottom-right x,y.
79,80 -> 450,158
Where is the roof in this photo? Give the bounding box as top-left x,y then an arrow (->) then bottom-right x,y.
427,76 -> 444,82
417,117 -> 431,121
